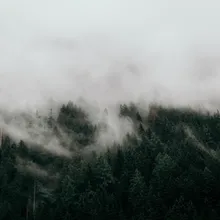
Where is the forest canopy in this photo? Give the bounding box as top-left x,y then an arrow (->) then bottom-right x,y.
1,102 -> 220,219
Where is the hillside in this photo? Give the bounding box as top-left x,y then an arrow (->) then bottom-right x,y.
1,102 -> 220,219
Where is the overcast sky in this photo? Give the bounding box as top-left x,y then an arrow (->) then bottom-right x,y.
1,0 -> 220,112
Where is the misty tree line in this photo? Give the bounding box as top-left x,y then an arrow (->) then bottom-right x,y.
1,102 -> 220,219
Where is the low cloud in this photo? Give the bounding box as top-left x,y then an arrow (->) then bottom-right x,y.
1,0 -> 220,152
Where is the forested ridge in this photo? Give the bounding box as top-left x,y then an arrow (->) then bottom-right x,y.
1,102 -> 220,219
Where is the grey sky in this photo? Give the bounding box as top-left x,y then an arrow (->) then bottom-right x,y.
1,0 -> 220,111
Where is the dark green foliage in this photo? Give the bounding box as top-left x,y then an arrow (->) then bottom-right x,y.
1,103 -> 220,219
57,102 -> 96,146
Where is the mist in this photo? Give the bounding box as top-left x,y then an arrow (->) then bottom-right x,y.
1,0 -> 220,151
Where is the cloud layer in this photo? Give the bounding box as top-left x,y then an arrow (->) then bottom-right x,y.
1,0 -> 220,150
1,1 -> 220,111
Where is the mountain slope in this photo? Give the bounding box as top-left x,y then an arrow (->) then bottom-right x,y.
1,103 -> 220,219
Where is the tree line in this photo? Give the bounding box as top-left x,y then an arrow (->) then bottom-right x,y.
1,102 -> 220,219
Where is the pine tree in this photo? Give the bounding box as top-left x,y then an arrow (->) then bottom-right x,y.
165,196 -> 198,220
129,169 -> 147,218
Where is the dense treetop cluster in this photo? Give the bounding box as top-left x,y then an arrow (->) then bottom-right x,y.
1,102 -> 220,219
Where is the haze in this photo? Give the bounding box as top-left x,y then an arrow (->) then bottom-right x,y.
1,0 -> 220,112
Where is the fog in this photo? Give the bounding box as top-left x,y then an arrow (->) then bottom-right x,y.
1,0 -> 220,150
